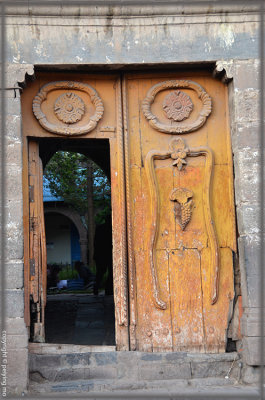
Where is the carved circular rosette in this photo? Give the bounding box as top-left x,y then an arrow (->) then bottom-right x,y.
32,81 -> 104,136
163,90 -> 193,122
142,80 -> 212,134
54,92 -> 85,124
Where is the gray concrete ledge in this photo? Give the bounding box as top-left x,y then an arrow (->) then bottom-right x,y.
5,4 -> 261,18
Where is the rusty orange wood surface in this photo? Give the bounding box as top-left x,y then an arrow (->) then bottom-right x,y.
21,73 -> 129,349
125,72 -> 236,352
22,71 -> 236,352
28,141 -> 46,341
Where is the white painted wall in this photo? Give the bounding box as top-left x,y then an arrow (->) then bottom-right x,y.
45,213 -> 71,265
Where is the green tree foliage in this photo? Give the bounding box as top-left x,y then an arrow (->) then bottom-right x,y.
44,151 -> 111,225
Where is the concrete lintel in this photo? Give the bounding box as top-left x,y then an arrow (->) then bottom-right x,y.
5,4 -> 261,18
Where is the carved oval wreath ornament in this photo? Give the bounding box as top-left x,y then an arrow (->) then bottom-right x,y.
142,80 -> 212,134
32,81 -> 104,136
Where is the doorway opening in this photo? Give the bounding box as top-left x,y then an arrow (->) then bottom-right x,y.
35,137 -> 115,346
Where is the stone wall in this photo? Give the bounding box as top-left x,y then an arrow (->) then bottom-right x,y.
231,59 -> 262,368
2,4 -> 263,394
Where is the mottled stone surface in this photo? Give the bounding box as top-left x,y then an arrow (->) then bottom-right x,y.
29,350 -> 241,383
5,12 -> 259,65
1,6 -> 263,395
5,290 -> 24,318
5,261 -> 24,289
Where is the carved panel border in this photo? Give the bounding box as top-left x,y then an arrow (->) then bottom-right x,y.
32,81 -> 104,136
144,138 -> 219,310
142,80 -> 212,134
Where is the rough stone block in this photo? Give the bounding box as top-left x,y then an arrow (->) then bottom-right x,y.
234,60 -> 260,90
6,317 -> 28,335
5,224 -> 24,260
30,354 -> 62,369
5,94 -> 21,116
5,289 -> 24,318
6,141 -> 23,166
234,89 -> 259,123
6,348 -> 28,395
5,114 -> 22,142
236,204 -> 260,236
242,336 -> 265,365
190,360 -> 240,380
93,351 -> 117,365
7,334 -> 28,349
244,274 -> 261,308
164,352 -> 187,362
5,200 -> 23,227
117,351 -> 138,365
63,353 -> 91,367
30,367 -> 86,382
5,166 -> 23,201
87,365 -> 117,379
5,261 -> 24,289
241,308 -> 265,337
116,362 -> 138,380
241,365 -> 263,384
238,234 -> 260,278
138,362 -> 191,380
232,122 -> 260,149
233,148 -> 259,204
141,352 -> 163,361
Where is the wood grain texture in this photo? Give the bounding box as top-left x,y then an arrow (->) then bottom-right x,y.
125,71 -> 236,352
122,77 -> 137,350
22,71 -> 237,353
22,73 -> 129,350
28,141 -> 46,342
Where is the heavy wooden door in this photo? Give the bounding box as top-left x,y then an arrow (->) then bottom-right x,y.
22,73 -> 129,349
27,140 -> 47,342
123,72 -> 236,352
22,71 -> 236,352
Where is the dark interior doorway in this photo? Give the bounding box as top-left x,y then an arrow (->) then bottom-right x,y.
38,138 -> 115,346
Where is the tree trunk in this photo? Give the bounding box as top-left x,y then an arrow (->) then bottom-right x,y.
87,160 -> 95,267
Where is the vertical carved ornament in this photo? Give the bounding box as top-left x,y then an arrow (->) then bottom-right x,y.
145,138 -> 219,310
170,188 -> 193,230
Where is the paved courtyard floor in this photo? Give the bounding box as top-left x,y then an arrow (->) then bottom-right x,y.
45,294 -> 115,346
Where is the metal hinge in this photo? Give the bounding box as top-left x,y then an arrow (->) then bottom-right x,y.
29,185 -> 34,202
30,258 -> 35,276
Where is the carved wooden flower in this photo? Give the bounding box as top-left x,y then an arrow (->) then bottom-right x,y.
163,90 -> 193,122
170,138 -> 189,170
54,92 -> 85,124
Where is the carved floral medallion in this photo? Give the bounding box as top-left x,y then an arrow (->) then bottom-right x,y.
54,92 -> 85,124
163,90 -> 193,122
142,80 -> 212,134
32,81 -> 104,136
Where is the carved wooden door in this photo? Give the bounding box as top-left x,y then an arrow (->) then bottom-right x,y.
123,72 -> 236,352
22,74 -> 129,349
27,140 -> 47,342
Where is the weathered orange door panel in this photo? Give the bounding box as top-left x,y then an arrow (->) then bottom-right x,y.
22,71 -> 236,353
22,74 -> 129,350
28,140 -> 47,342
124,72 -> 236,352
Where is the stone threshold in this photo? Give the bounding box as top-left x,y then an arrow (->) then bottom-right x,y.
29,343 -> 116,354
